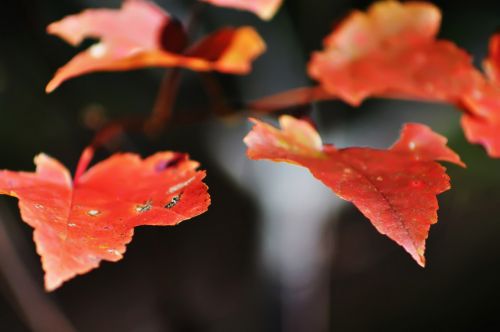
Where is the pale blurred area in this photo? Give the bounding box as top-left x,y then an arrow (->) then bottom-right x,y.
1,0 -> 500,331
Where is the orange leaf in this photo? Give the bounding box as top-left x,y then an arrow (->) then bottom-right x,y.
0,148 -> 210,290
460,33 -> 500,157
461,114 -> 500,157
46,0 -> 265,92
308,1 -> 500,157
250,1 -> 500,157
308,0 -> 481,106
244,115 -> 464,266
201,0 -> 283,20
484,33 -> 500,83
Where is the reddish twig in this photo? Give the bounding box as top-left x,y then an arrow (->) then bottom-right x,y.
87,2 -> 207,149
144,68 -> 182,137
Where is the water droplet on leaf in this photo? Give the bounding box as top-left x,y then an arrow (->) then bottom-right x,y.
87,209 -> 101,217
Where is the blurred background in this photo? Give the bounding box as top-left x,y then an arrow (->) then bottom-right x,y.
1,0 -> 500,331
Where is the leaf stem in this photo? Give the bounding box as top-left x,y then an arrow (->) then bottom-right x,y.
143,2 -> 207,136
73,146 -> 95,185
85,2 -> 207,150
144,68 -> 182,136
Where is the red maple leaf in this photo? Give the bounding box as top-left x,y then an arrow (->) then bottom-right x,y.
461,33 -> 500,157
251,1 -> 500,157
0,148 -> 210,291
244,115 -> 464,266
307,0 -> 483,106
252,1 -> 481,109
201,0 -> 283,20
253,0 -> 479,110
484,33 -> 500,83
46,0 -> 266,92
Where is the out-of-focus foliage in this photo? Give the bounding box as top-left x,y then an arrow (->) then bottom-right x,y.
46,0 -> 265,92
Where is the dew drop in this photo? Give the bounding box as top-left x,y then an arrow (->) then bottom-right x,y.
408,141 -> 416,150
376,176 -> 383,181
87,209 -> 101,217
68,223 -> 76,227
34,204 -> 44,209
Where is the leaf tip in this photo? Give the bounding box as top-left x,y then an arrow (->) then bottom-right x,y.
409,244 -> 427,267
392,123 -> 465,167
45,79 -> 59,94
44,275 -> 63,292
247,117 -> 259,124
416,254 -> 426,268
46,22 -> 58,37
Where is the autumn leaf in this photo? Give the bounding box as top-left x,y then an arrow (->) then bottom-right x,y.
244,115 -> 464,266
250,1 -> 500,157
460,87 -> 500,157
461,113 -> 500,157
460,33 -> 500,157
201,0 -> 283,20
46,0 -> 266,92
307,0 -> 482,106
0,148 -> 210,291
484,33 -> 500,83
251,0 -> 482,111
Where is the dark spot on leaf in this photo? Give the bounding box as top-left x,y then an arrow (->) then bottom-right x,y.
165,194 -> 181,209
155,153 -> 185,172
411,180 -> 424,188
158,17 -> 188,53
